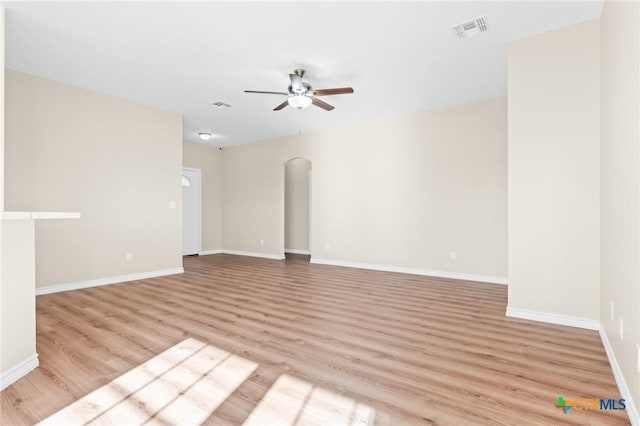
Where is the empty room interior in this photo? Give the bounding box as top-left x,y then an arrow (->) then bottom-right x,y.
0,1 -> 639,425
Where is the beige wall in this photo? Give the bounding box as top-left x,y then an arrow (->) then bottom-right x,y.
600,0 -> 640,410
222,97 -> 507,279
1,219 -> 36,378
183,141 -> 222,252
4,70 -> 183,288
0,7 -> 35,386
508,20 -> 601,320
285,158 -> 310,252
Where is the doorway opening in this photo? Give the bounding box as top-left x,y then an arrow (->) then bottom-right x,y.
182,167 -> 201,256
284,158 -> 311,261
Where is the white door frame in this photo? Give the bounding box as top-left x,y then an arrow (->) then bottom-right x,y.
182,167 -> 201,255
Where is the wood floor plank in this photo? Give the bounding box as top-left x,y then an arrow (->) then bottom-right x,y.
0,254 -> 630,425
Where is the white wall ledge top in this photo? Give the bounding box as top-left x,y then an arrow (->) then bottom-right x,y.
0,211 -> 81,220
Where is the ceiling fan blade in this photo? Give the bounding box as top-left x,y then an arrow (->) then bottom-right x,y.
312,97 -> 335,111
313,87 -> 354,96
290,73 -> 304,93
245,90 -> 289,95
244,90 -> 288,96
273,100 -> 289,111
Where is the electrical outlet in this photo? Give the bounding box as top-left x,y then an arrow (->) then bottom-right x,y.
325,243 -> 331,251
450,251 -> 457,261
125,253 -> 133,262
169,201 -> 176,209
637,344 -> 640,373
610,301 -> 615,321
618,316 -> 624,340
260,239 -> 264,246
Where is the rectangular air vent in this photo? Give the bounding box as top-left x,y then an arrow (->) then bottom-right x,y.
453,15 -> 489,39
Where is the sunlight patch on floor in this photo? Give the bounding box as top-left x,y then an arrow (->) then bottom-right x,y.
243,374 -> 375,426
37,338 -> 257,426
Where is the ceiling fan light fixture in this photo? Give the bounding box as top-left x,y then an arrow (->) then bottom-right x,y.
199,132 -> 213,141
288,94 -> 312,109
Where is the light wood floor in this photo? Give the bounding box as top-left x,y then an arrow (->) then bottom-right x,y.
0,254 -> 630,425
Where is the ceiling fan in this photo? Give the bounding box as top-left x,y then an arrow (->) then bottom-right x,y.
244,69 -> 354,111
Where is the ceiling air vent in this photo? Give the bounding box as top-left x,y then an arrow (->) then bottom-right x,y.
453,15 -> 489,39
210,101 -> 232,108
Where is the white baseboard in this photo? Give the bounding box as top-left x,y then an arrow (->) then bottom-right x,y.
309,258 -> 507,285
221,250 -> 285,260
1,353 -> 39,391
599,326 -> 639,426
195,249 -> 286,260
199,249 -> 223,256
35,267 -> 185,296
285,249 -> 311,255
505,306 -> 600,330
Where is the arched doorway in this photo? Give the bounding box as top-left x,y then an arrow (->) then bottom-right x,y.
284,158 -> 311,259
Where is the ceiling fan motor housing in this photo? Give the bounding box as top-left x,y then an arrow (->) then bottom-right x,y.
288,82 -> 313,96
244,68 -> 352,111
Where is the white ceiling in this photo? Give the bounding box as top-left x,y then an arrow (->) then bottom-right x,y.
5,1 -> 603,147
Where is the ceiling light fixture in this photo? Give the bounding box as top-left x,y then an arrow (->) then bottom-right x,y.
288,94 -> 312,110
199,132 -> 213,141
